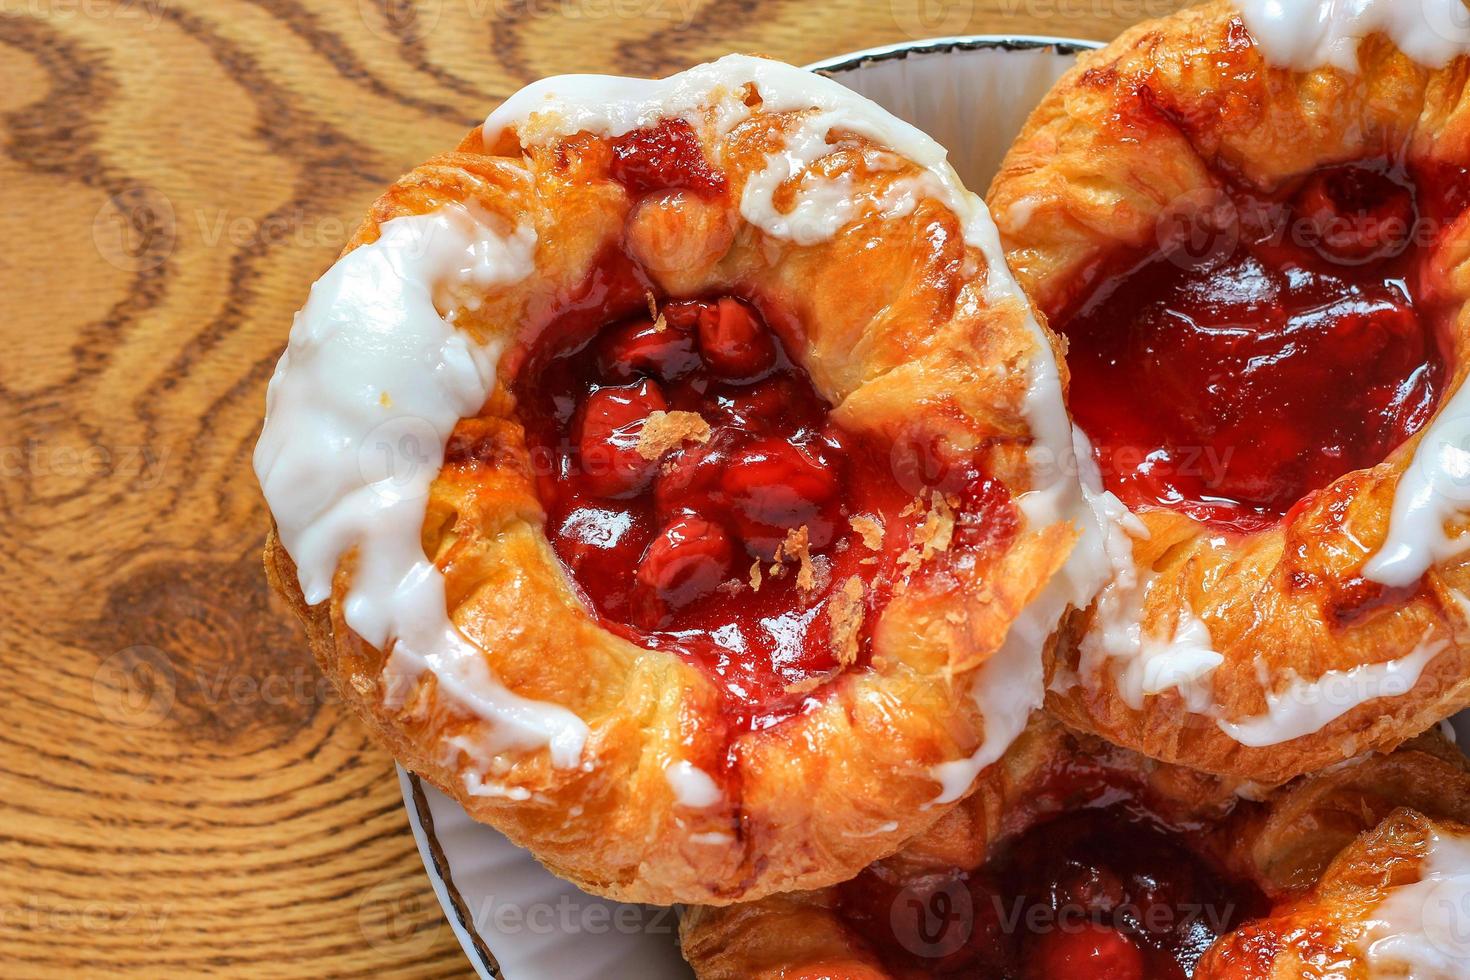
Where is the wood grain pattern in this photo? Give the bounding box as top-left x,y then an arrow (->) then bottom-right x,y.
0,0 -> 1186,976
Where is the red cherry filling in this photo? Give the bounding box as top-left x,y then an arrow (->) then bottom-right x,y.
575,380 -> 667,497
721,437 -> 841,556
1059,160 -> 1468,532
515,272 -> 1018,730
608,118 -> 726,198
835,802 -> 1267,980
698,296 -> 777,380
1296,165 -> 1416,262
1025,923 -> 1146,980
597,316 -> 701,382
633,517 -> 735,625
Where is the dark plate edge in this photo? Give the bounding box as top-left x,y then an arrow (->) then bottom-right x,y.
409,773 -> 505,979
806,34 -> 1103,75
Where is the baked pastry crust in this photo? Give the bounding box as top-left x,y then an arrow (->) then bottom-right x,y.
679,720 -> 1470,979
261,58 -> 1080,905
1197,807 -> 1470,978
988,0 -> 1470,783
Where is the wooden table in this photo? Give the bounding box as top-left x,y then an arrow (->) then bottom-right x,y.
0,1 -> 1186,975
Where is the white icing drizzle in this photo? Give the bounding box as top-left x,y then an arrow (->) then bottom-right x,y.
1003,194 -> 1044,232
1083,569 -> 1225,715
1365,377 -> 1470,587
664,761 -> 722,809
254,202 -> 589,769
1216,633 -> 1447,747
463,772 -> 533,801
844,820 -> 901,839
932,431 -> 1118,804
1358,828 -> 1470,978
1074,570 -> 1448,749
480,53 -> 1112,802
1236,0 -> 1470,72
1068,489 -> 1228,714
1068,486 -> 1448,749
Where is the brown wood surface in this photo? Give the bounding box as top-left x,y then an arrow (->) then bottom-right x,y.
0,0 -> 1187,976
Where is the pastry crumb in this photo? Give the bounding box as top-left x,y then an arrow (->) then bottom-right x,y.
899,493 -> 958,575
749,560 -> 763,592
807,554 -> 832,596
850,515 -> 884,551
917,494 -> 957,559
636,410 -> 710,460
828,576 -> 866,666
781,526 -> 817,592
646,291 -> 667,332
783,674 -> 827,695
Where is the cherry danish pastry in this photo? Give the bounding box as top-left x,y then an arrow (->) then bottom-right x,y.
989,0 -> 1470,783
680,719 -> 1470,979
255,56 -> 1090,904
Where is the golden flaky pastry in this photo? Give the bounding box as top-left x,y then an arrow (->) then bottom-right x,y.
256,56 -> 1088,905
1197,807 -> 1470,978
988,0 -> 1470,783
680,717 -> 1470,979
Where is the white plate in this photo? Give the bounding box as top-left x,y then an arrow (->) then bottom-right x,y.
397,35 -> 1108,980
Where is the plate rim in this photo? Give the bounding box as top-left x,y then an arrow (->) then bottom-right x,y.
805,33 -> 1103,75
400,34 -> 1098,979
399,767 -> 504,979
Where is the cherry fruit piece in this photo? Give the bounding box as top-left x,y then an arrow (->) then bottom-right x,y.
608,119 -> 725,198
576,380 -> 668,498
1296,165 -> 1415,262
704,375 -> 806,433
1026,923 -> 1146,980
653,438 -> 727,522
698,297 -> 777,381
1052,861 -> 1126,916
721,437 -> 840,554
661,299 -> 710,332
634,517 -> 735,624
597,316 -> 701,383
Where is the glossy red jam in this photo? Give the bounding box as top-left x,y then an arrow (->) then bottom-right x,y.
836,803 -> 1266,979
1059,160 -> 1470,531
512,249 -> 1016,730
608,119 -> 726,198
